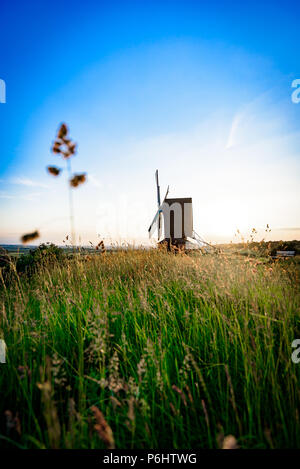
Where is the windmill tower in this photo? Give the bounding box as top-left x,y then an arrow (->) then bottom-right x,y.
148,170 -> 215,251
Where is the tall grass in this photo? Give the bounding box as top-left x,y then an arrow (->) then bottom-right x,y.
0,249 -> 299,448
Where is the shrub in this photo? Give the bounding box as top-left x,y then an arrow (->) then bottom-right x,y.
16,243 -> 65,274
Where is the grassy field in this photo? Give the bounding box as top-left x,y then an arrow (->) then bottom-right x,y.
0,247 -> 300,449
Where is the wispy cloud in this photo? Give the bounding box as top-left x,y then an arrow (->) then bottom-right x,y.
10,177 -> 49,189
0,191 -> 42,201
226,112 -> 242,149
88,174 -> 102,188
225,86 -> 287,150
276,227 -> 300,232
0,192 -> 15,199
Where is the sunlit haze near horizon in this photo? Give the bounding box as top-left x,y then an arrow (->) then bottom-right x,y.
1,1 -> 300,245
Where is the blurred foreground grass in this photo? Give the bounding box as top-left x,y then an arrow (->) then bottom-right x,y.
0,248 -> 299,448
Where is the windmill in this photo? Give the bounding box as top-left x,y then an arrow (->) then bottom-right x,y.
148,170 -> 215,252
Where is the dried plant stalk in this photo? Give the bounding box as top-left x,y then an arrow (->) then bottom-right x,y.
37,357 -> 61,449
91,406 -> 115,449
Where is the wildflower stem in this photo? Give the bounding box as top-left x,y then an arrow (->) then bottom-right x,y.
66,158 -> 75,245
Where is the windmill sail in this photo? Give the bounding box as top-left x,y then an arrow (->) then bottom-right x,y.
155,169 -> 161,207
156,170 -> 161,240
148,170 -> 169,239
148,209 -> 160,238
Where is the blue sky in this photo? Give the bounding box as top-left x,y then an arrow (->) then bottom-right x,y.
0,0 -> 300,244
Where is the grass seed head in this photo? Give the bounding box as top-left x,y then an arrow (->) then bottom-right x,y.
70,173 -> 86,187
21,230 -> 40,244
57,123 -> 68,139
91,406 -> 115,449
47,166 -> 61,176
222,435 -> 239,449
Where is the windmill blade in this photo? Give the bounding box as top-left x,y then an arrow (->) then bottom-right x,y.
148,209 -> 160,238
149,170 -> 169,240
149,208 -> 165,240
155,169 -> 161,207
163,185 -> 169,202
